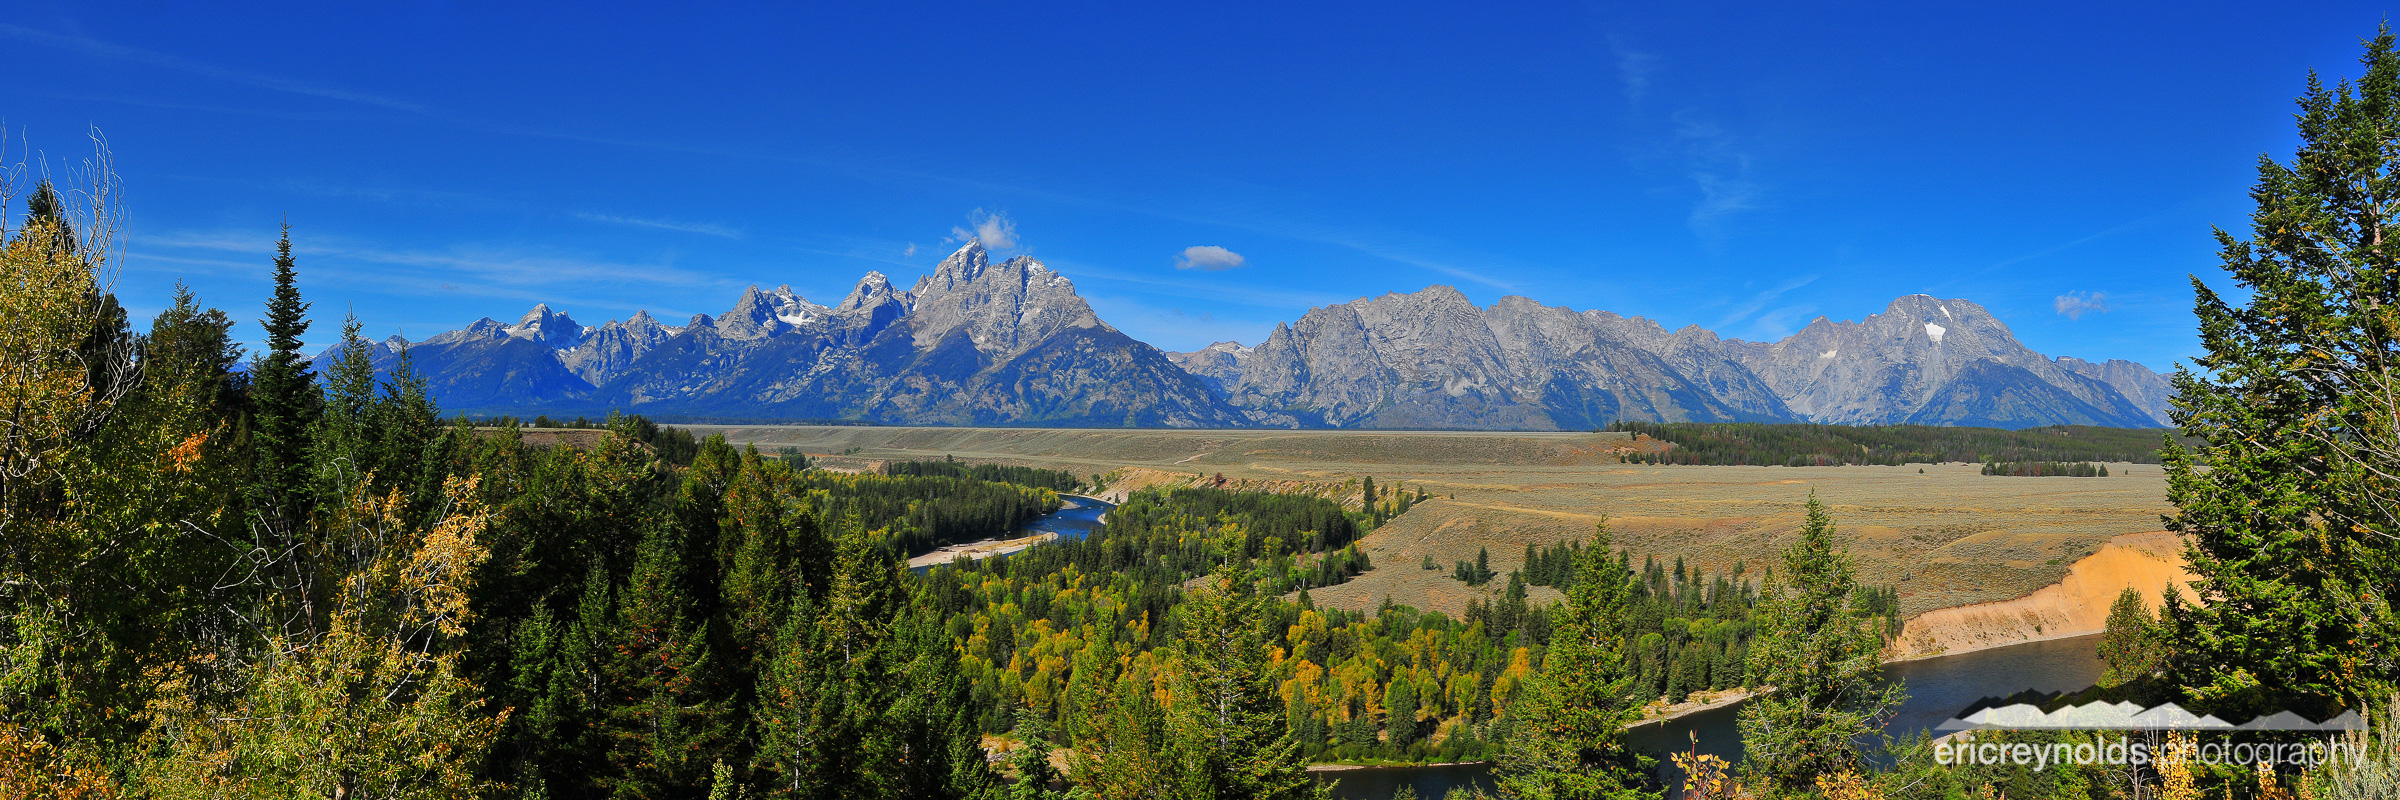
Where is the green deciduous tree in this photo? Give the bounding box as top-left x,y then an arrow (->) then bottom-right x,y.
135,477 -> 506,800
2163,25 -> 2400,721
2096,587 -> 2168,690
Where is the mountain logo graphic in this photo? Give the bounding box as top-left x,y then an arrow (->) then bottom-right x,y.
1935,701 -> 2364,732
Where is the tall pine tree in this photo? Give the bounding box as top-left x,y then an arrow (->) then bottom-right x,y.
1736,494 -> 1902,793
1499,519 -> 1653,800
2163,24 -> 2400,721
1164,563 -> 1323,800
251,225 -> 317,531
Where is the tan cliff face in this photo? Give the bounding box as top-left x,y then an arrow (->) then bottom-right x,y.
1890,530 -> 2196,661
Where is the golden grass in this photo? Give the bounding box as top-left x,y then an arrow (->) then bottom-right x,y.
692,426 -> 2173,619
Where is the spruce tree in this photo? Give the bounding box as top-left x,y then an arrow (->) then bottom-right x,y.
1499,519 -> 1653,800
604,519 -> 735,797
251,225 -> 318,528
314,314 -> 377,493
1735,494 -> 1903,793
2163,24 -> 2400,721
369,338 -> 439,501
1166,563 -> 1324,800
1007,708 -> 1065,800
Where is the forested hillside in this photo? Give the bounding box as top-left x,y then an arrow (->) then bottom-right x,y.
1609,421 -> 2184,466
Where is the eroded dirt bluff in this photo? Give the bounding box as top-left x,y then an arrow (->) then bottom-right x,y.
1889,530 -> 2194,660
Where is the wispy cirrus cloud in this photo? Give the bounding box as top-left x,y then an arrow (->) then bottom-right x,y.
1714,274 -> 1818,330
1676,114 -> 1762,234
0,24 -> 430,113
132,230 -> 720,288
1607,35 -> 1657,103
571,212 -> 741,238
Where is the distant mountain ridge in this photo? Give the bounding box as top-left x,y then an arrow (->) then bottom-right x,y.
325,241 -> 2172,429
1163,289 -> 2169,430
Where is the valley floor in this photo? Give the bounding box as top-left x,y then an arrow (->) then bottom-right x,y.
691,425 -> 2175,621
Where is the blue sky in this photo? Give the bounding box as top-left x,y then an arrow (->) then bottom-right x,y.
0,3 -> 2386,371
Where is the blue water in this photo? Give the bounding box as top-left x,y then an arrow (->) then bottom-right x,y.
1329,633 -> 2108,798
912,495 -> 1115,573
1321,763 -> 1498,800
1026,495 -> 1111,542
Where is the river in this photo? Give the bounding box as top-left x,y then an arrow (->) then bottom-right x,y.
1026,494 -> 1112,542
910,495 -> 1115,573
1320,633 -> 2107,799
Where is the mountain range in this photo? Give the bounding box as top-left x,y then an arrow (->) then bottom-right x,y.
322,241 -> 2174,430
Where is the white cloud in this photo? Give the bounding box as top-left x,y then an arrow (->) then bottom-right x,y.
903,243 -> 918,257
2055,291 -> 2111,320
1173,245 -> 1246,271
946,209 -> 1019,250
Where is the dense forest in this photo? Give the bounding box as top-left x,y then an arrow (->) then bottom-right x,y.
1607,421 -> 2184,466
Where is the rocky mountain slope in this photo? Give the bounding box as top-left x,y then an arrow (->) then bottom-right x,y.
327,242 -> 1245,426
345,243 -> 2171,430
1173,289 -> 2170,429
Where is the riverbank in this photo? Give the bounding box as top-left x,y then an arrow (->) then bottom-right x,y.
905,531 -> 1058,570
1628,687 -> 1758,728
1060,494 -> 1110,524
1888,530 -> 2194,661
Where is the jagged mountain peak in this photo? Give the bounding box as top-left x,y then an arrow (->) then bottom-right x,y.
716,286 -> 790,340
1354,284 -> 1472,309
924,239 -> 991,288
505,304 -> 586,349
837,271 -> 910,316
907,248 -> 1105,354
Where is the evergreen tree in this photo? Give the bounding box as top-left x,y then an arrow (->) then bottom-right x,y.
1736,494 -> 1903,793
1167,563 -> 1324,800
1069,663 -> 1175,800
314,315 -> 377,494
251,225 -> 318,531
369,338 -> 440,503
1499,519 -> 1653,800
604,518 -> 735,797
144,282 -> 244,418
1008,708 -> 1065,800
21,180 -> 80,262
2162,24 -> 2400,721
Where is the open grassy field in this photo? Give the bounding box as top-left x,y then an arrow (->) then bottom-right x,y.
689,425 -> 2173,619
